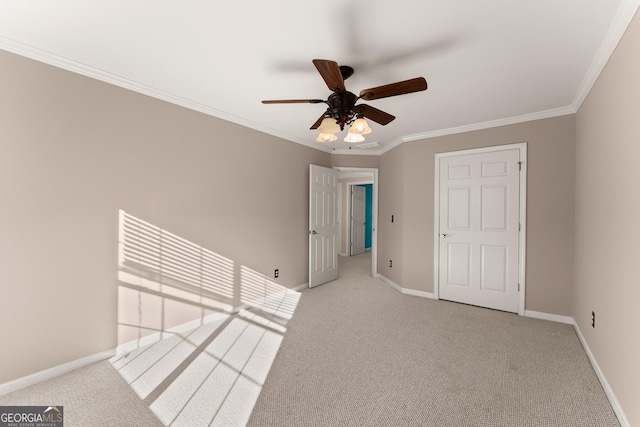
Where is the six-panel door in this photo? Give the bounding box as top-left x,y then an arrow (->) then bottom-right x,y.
309,165 -> 339,288
438,149 -> 520,313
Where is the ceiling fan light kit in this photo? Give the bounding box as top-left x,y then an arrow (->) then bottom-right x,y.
317,116 -> 371,143
262,59 -> 427,145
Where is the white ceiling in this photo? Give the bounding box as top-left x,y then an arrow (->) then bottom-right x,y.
1,1 -> 639,155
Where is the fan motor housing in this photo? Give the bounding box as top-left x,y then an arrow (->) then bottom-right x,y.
327,92 -> 358,130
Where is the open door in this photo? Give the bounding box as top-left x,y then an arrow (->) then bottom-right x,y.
351,185 -> 366,255
309,165 -> 339,288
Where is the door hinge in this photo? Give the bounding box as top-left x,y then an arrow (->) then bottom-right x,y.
519,223 -> 521,231
518,283 -> 521,292
518,161 -> 522,171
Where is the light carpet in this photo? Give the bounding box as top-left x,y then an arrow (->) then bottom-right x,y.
0,253 -> 619,426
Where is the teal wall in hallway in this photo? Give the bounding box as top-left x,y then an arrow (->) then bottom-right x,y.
363,184 -> 373,249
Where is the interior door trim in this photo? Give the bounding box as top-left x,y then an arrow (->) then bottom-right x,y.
334,167 -> 379,279
433,143 -> 527,316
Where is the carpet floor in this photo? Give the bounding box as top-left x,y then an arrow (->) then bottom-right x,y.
0,253 -> 619,426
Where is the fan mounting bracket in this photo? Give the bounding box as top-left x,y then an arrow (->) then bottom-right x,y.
339,65 -> 354,81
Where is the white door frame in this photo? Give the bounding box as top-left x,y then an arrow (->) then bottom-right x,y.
337,183 -> 343,255
334,167 -> 378,279
347,183 -> 367,256
344,181 -> 370,256
433,143 -> 527,315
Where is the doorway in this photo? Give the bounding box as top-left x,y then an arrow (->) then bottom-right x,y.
351,185 -> 366,256
350,184 -> 373,256
335,167 -> 378,279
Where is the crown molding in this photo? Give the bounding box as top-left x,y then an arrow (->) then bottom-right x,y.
0,37 -> 578,159
4,0 -> 639,159
0,36 -> 333,154
349,0 -> 640,157
332,147 -> 383,156
572,0 -> 640,111
376,106 -> 576,155
378,137 -> 405,155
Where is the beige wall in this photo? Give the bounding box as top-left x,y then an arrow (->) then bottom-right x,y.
378,115 -> 576,316
0,50 -> 330,384
378,145 -> 406,285
332,153 -> 380,169
575,9 -> 640,426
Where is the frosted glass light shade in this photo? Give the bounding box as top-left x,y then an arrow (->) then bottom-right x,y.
350,118 -> 372,134
316,133 -> 337,142
344,132 -> 365,143
317,118 -> 340,134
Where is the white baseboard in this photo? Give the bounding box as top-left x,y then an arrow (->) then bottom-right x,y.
376,275 -> 435,299
2,281 -> 309,397
524,311 -> 628,425
115,281 -> 309,355
524,310 -> 574,324
402,288 -> 435,299
292,282 -> 309,292
3,280 -> 627,427
373,287 -> 627,424
114,309 -> 235,356
0,348 -> 115,397
573,322 -> 629,427
377,274 -> 402,293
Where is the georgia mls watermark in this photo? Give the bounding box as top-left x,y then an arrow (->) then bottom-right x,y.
0,406 -> 63,427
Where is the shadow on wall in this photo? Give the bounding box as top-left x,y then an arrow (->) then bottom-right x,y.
114,210 -> 300,426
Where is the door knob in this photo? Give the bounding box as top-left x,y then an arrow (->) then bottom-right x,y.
440,233 -> 449,238
311,230 -> 318,235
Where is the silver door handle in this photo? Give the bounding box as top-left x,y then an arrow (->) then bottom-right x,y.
440,233 -> 449,238
311,230 -> 318,235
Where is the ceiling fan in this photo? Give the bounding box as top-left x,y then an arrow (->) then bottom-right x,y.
262,59 -> 427,142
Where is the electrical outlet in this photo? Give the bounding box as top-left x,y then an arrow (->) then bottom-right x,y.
389,260 -> 392,268
591,311 -> 595,328
274,269 -> 279,279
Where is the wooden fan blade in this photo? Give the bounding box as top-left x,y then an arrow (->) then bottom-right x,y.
310,112 -> 329,130
313,59 -> 346,93
262,99 -> 325,104
359,77 -> 427,101
354,104 -> 395,125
